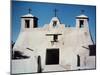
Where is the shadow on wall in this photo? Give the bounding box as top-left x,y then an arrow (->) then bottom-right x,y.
12,51 -> 30,59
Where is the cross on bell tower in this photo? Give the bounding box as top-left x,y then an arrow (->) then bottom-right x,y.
81,9 -> 85,14
28,8 -> 32,14
54,9 -> 58,17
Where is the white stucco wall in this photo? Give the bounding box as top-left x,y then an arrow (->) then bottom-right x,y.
12,15 -> 95,74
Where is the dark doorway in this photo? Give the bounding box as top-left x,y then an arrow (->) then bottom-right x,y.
89,45 -> 96,56
77,55 -> 80,67
46,48 -> 59,65
37,56 -> 42,73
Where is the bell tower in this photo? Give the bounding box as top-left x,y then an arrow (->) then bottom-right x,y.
75,11 -> 94,44
76,11 -> 89,29
20,9 -> 38,31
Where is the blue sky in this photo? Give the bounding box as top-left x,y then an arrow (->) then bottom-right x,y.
12,1 -> 96,43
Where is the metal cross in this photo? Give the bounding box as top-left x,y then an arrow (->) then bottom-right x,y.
28,8 -> 32,14
81,9 -> 85,14
54,9 -> 58,17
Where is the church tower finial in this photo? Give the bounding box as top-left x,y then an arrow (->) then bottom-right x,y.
81,9 -> 85,14
54,9 -> 58,17
28,8 -> 32,14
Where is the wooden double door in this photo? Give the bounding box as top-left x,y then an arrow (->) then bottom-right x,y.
46,48 -> 59,65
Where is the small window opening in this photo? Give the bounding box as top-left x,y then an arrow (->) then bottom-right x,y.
79,20 -> 84,28
25,20 -> 30,28
53,21 -> 57,27
53,35 -> 58,42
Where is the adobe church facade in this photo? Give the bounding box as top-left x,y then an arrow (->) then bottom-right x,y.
12,12 -> 95,73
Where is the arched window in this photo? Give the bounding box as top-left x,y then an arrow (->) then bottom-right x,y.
77,55 -> 80,67
53,21 -> 57,27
